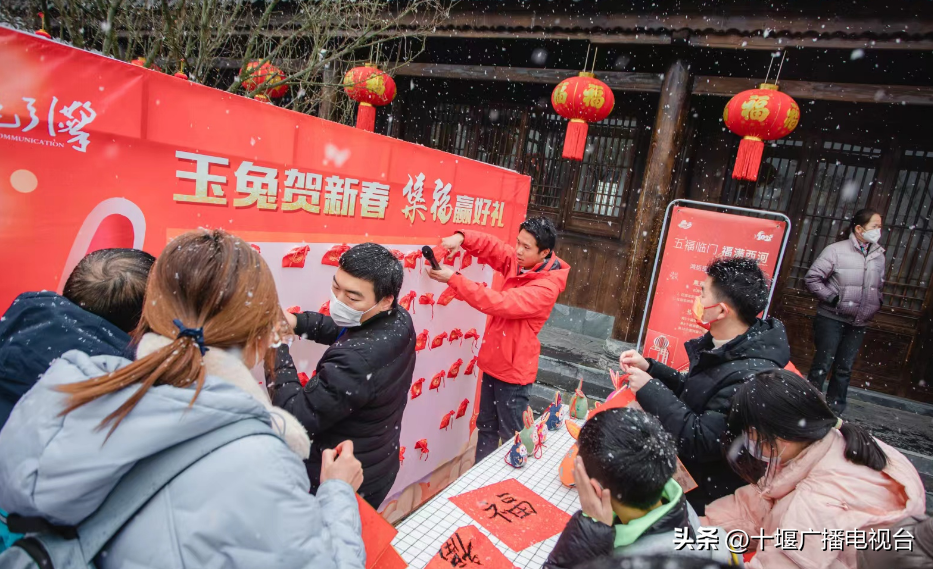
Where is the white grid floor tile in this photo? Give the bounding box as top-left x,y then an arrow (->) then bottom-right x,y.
392,409 -> 582,568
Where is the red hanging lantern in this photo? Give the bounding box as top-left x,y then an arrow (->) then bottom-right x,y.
240,61 -> 288,99
723,83 -> 800,181
173,60 -> 188,80
36,12 -> 51,39
551,72 -> 615,161
131,58 -> 162,72
343,64 -> 397,132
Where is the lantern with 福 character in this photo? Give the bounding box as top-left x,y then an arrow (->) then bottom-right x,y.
550,72 -> 615,161
240,60 -> 288,100
343,64 -> 397,132
723,83 -> 800,181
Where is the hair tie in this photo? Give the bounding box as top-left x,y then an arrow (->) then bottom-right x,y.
173,319 -> 208,356
834,418 -> 843,429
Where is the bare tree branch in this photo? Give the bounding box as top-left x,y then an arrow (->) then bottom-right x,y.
1,0 -> 451,123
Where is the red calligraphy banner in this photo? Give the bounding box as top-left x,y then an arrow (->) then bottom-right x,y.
0,27 -> 530,519
449,478 -> 570,551
425,526 -> 516,569
643,206 -> 787,372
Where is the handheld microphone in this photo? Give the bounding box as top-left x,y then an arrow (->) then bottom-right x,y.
422,245 -> 442,270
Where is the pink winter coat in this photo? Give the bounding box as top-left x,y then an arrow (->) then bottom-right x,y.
702,429 -> 925,569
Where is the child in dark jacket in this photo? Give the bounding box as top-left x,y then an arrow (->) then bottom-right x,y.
544,408 -> 740,568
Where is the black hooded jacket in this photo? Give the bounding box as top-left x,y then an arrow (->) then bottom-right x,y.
271,306 -> 416,508
636,318 -> 791,514
0,292 -> 130,429
544,492 -> 697,569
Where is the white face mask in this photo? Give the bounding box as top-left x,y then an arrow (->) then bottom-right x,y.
862,228 -> 882,244
329,289 -> 379,328
747,438 -> 784,465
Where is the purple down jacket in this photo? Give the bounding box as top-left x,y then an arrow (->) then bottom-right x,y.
805,233 -> 886,327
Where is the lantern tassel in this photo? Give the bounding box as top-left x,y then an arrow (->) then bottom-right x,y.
562,119 -> 588,161
356,102 -> 376,132
733,136 -> 765,181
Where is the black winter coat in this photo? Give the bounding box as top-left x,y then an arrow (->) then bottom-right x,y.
271,307 -> 416,508
544,494 -> 696,569
0,292 -> 130,429
636,318 -> 790,514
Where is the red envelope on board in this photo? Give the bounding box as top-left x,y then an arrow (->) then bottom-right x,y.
322,244 -> 350,266
415,329 -> 429,351
282,245 -> 310,268
437,286 -> 460,306
404,250 -> 420,270
399,290 -> 417,311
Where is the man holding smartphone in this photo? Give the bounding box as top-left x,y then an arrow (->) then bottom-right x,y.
427,217 -> 569,462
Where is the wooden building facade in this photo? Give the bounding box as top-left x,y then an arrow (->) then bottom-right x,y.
365,2 -> 933,401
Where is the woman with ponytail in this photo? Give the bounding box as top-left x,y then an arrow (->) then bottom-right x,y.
0,229 -> 365,568
703,369 -> 925,569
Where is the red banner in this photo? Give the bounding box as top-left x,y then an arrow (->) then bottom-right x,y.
0,27 -> 529,307
0,27 -> 531,516
643,206 -> 787,371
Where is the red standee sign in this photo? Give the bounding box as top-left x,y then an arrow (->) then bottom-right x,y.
643,206 -> 788,371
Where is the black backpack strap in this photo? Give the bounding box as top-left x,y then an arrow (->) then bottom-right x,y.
7,514 -> 77,539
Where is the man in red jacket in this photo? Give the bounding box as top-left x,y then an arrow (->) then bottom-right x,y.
427,216 -> 570,462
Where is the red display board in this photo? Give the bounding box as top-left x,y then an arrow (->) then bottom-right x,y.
0,27 -> 528,307
0,27 -> 530,516
643,206 -> 787,372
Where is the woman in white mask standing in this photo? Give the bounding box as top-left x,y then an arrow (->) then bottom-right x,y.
804,208 -> 886,413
